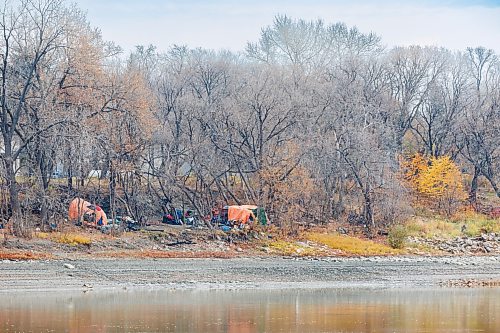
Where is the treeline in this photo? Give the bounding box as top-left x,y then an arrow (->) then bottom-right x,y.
0,1 -> 498,235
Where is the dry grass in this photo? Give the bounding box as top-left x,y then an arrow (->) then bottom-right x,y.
454,212 -> 500,237
34,230 -> 97,246
36,232 -> 50,239
405,242 -> 443,255
264,240 -> 325,257
405,212 -> 499,239
306,232 -> 403,256
0,251 -> 52,260
55,233 -> 92,246
405,217 -> 461,239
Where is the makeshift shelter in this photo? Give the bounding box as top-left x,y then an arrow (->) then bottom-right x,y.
68,198 -> 108,226
227,205 -> 254,224
226,205 -> 268,225
252,206 -> 268,226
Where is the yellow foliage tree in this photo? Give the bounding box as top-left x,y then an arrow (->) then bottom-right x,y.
417,156 -> 466,199
401,153 -> 428,187
401,154 -> 467,215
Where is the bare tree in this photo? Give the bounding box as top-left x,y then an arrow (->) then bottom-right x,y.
247,15 -> 381,70
0,0 -> 77,234
411,51 -> 469,157
458,47 -> 500,201
385,46 -> 448,152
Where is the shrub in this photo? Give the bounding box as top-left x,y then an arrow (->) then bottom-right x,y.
388,225 -> 408,249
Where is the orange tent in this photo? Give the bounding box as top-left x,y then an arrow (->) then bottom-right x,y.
68,198 -> 108,226
227,205 -> 256,224
68,198 -> 92,221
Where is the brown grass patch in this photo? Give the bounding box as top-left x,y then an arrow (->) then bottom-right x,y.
0,251 -> 52,260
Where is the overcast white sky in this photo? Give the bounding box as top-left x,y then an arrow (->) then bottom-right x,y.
73,0 -> 500,54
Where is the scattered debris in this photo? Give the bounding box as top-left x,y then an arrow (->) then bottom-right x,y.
63,263 -> 75,269
440,279 -> 500,287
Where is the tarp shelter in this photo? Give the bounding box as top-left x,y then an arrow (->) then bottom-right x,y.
68,198 -> 108,226
226,205 -> 268,225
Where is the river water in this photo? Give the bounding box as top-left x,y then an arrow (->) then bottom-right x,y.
0,288 -> 498,333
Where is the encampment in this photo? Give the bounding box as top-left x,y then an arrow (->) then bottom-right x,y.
225,205 -> 268,225
68,198 -> 108,227
162,207 -> 197,226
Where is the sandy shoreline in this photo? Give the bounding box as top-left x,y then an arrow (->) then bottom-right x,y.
1,255 -> 499,293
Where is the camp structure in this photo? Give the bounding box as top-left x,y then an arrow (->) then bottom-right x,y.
68,198 -> 108,226
226,205 -> 268,225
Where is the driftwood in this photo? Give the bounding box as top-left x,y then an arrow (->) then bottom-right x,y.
165,240 -> 195,246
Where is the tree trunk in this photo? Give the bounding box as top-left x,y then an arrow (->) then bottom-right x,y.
67,164 -> 73,190
109,165 -> 116,234
333,177 -> 345,219
4,156 -> 22,235
482,171 -> 500,198
469,166 -> 480,209
490,180 -> 500,198
40,197 -> 49,231
363,189 -> 374,228
37,158 -> 51,230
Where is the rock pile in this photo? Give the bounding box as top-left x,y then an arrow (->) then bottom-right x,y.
409,233 -> 500,254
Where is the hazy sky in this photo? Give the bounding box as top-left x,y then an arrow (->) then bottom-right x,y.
73,0 -> 500,54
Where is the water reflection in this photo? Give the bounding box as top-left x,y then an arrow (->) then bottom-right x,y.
0,288 -> 498,332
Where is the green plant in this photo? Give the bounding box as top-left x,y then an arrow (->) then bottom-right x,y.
388,225 -> 408,249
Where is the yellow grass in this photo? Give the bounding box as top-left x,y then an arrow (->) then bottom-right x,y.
55,233 -> 92,246
265,240 -> 323,257
306,232 -> 403,255
36,232 -> 50,239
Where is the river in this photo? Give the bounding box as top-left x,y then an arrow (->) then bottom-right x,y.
1,287 -> 498,333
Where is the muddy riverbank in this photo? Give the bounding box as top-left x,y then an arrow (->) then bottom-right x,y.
1,256 -> 499,293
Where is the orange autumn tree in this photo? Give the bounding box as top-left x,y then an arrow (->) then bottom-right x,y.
401,154 -> 467,215
255,143 -> 319,231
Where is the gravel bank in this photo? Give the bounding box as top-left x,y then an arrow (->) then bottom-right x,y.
1,256 -> 499,293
